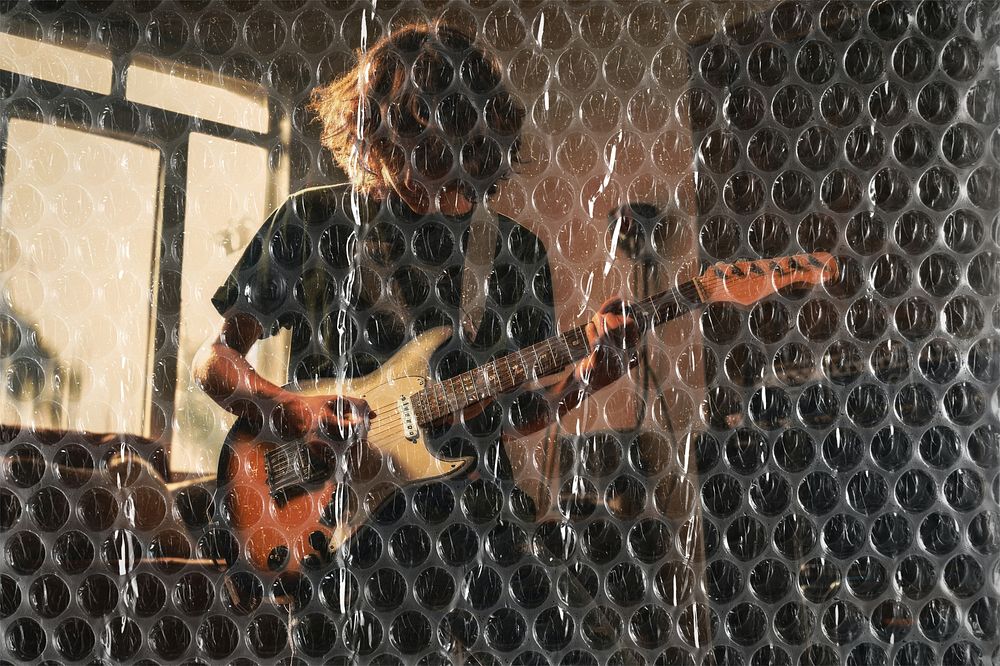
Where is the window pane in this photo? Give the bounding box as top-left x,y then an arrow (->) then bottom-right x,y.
0,118 -> 160,436
172,132 -> 275,475
125,56 -> 269,132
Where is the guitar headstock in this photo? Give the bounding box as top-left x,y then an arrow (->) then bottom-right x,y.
697,252 -> 837,306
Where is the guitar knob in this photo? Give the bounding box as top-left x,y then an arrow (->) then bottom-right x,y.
267,545 -> 289,571
309,530 -> 328,552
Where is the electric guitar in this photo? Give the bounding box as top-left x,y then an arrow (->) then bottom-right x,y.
216,253 -> 836,572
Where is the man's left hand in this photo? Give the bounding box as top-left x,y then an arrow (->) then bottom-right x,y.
573,298 -> 643,392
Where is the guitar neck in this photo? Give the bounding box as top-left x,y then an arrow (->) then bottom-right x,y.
412,277 -> 704,424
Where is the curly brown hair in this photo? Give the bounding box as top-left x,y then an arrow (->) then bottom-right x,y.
308,22 -> 526,200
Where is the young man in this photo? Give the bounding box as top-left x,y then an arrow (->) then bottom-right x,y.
195,21 -> 636,651
198,21 -> 634,500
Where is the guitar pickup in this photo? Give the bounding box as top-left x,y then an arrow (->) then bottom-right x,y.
398,396 -> 419,441
263,446 -> 312,503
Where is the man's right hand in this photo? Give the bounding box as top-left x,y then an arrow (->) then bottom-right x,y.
195,313 -> 371,444
271,392 -> 371,443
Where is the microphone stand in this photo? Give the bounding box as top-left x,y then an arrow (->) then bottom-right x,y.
609,204 -> 681,456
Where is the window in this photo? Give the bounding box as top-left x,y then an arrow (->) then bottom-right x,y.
0,29 -> 281,477
0,118 -> 161,436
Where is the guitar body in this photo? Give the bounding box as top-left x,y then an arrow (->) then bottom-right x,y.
216,326 -> 473,572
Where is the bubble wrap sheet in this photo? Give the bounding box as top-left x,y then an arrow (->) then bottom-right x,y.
0,1 -> 999,665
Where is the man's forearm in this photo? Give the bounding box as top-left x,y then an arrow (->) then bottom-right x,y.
193,313 -> 288,420
194,343 -> 288,421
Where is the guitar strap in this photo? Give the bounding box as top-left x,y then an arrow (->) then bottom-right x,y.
459,202 -> 498,343
338,179 -> 495,344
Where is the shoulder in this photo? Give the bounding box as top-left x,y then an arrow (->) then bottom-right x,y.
281,183 -> 355,223
242,184 -> 358,260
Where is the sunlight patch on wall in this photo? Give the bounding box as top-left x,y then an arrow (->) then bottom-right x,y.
171,133 -> 277,474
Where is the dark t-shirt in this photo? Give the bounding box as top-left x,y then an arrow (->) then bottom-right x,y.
212,187 -> 562,628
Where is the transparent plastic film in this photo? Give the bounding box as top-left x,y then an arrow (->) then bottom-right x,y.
0,1 -> 997,664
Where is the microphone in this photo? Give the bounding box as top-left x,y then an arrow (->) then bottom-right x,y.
607,201 -> 662,260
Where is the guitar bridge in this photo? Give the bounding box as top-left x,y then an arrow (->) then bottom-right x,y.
398,395 -> 419,441
264,458 -> 301,503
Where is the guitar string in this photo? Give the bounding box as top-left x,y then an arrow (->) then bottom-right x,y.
261,258 -> 825,481
265,352 -> 556,478
266,402 -> 431,481
268,327 -> 592,477
267,309 -> 814,481
294,256 -> 816,439
260,396 -> 403,480
259,257 -> 826,482
263,334 -> 580,473
291,330 -> 580,446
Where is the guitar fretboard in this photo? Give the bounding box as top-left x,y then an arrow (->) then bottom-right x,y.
411,278 -> 704,424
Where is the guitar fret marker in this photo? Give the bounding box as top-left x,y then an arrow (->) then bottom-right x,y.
408,254 -> 832,425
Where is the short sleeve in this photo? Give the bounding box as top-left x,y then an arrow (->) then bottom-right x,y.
503,219 -> 556,349
211,198 -> 303,339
